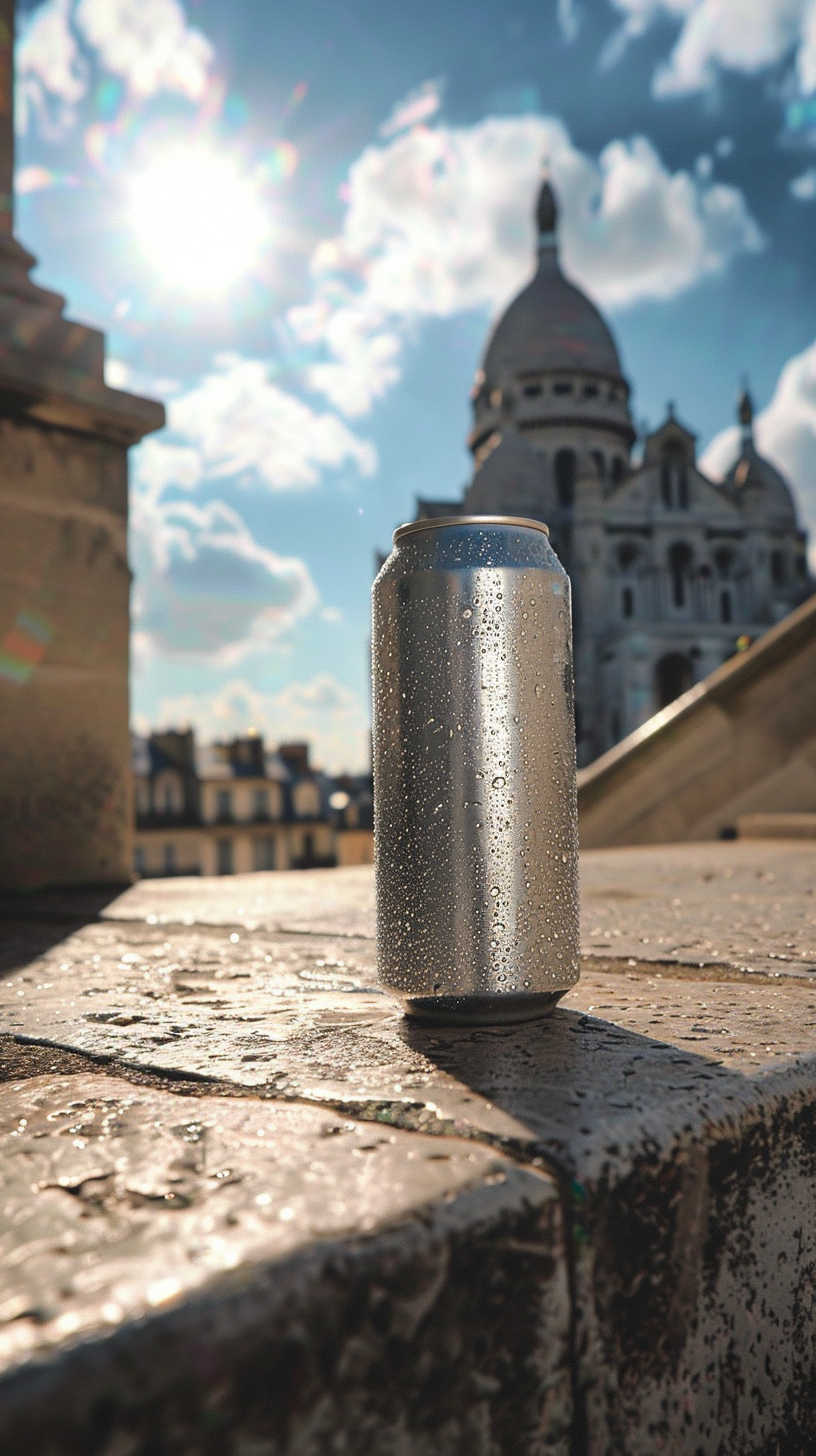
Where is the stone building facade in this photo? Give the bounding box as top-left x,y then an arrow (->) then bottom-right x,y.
418,181 -> 812,766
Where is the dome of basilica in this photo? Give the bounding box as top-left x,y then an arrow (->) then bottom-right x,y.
722,391 -> 798,523
480,180 -> 625,388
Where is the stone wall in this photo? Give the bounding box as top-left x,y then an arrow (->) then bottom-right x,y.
0,418 -> 132,888
578,590 -> 816,847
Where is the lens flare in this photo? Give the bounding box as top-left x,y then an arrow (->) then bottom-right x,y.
129,147 -> 269,293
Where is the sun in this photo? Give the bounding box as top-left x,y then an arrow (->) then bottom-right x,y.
129,147 -> 269,293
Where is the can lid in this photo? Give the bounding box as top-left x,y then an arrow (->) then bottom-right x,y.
393,514 -> 550,544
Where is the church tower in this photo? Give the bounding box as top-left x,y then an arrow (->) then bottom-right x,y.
466,179 -> 634,517
415,178 -> 811,767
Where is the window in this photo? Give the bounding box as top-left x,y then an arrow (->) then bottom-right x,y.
661,448 -> 689,509
293,780 -> 320,818
720,589 -> 732,624
583,383 -> 599,398
134,845 -> 146,876
655,653 -> 694,709
661,461 -> 672,509
714,547 -> 735,576
253,788 -> 270,820
163,843 -> 176,875
523,381 -> 542,398
770,550 -> 785,587
253,836 -> 276,871
554,449 -> 576,508
155,774 -> 182,814
215,788 -> 232,822
622,587 -> 634,618
553,381 -> 572,396
668,543 -> 693,608
135,781 -> 150,815
591,450 -> 605,483
611,456 -> 625,487
217,838 -> 233,875
303,832 -> 315,864
617,542 -> 638,572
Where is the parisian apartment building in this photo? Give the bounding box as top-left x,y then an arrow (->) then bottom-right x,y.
132,729 -> 372,877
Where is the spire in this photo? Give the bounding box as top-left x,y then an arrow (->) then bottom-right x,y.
738,385 -> 754,449
536,176 -> 558,254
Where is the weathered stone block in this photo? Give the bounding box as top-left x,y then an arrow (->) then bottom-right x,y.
0,418 -> 133,887
1,846 -> 816,1451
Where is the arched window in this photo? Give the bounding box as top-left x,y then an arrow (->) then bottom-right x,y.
622,586 -> 634,618
661,461 -> 672,509
655,653 -> 694,709
720,589 -> 732,624
660,444 -> 689,509
611,456 -> 625,486
591,450 -> 605,483
714,547 -> 734,576
554,449 -> 576,508
617,541 -> 639,572
668,542 -> 693,608
770,550 -> 785,587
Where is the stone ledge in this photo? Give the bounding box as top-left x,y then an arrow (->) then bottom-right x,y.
1,842 -> 816,1452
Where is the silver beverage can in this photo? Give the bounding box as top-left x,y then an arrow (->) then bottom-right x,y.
372,515 -> 579,1025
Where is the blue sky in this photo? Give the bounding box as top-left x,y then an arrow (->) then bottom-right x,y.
14,0 -> 816,769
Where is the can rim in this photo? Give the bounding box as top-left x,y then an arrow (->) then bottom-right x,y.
393,514 -> 550,544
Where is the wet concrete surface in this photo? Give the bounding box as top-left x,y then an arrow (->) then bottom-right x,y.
1,842 -> 816,1453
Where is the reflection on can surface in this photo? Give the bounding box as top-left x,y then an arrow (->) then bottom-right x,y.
372,515 -> 579,1025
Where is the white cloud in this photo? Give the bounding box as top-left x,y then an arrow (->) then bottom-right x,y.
608,0 -> 816,97
16,0 -> 215,135
160,354 -> 377,490
291,113 -> 762,416
75,0 -> 213,100
16,0 -> 85,138
379,78 -> 443,138
131,493 -> 319,665
699,423 -> 741,482
791,166 -> 816,199
126,355 -> 374,667
700,338 -> 816,564
153,674 -> 370,772
134,436 -> 203,497
557,0 -> 581,43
